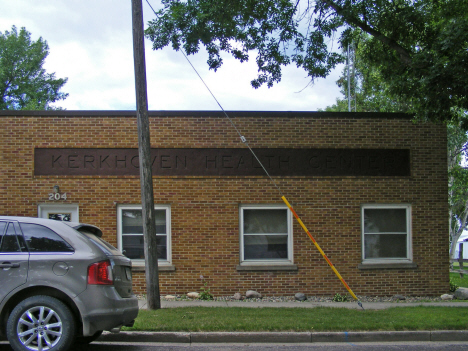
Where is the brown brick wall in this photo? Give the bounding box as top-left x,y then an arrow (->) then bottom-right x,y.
0,111 -> 448,297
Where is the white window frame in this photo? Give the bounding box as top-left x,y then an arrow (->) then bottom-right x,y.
361,204 -> 412,264
239,204 -> 293,265
117,204 -> 171,267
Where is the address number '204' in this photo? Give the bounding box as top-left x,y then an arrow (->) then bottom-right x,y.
48,192 -> 67,201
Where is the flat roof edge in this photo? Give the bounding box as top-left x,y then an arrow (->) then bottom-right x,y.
0,110 -> 413,119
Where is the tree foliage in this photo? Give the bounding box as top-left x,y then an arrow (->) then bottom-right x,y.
146,0 -> 468,126
448,121 -> 468,260
324,34 -> 414,113
0,26 -> 68,110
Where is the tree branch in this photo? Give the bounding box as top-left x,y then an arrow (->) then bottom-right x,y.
320,0 -> 412,65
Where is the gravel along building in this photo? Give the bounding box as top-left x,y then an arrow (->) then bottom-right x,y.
0,110 -> 448,297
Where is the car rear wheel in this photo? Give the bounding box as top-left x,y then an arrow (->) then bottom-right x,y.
6,295 -> 76,351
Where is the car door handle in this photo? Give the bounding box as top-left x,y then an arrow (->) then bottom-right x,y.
0,262 -> 20,269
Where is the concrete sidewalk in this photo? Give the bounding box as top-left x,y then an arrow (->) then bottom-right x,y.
96,299 -> 468,344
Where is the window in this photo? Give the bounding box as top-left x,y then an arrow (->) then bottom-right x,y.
0,222 -> 28,253
0,222 -> 7,250
38,204 -> 79,222
361,204 -> 411,263
117,205 -> 171,265
240,205 -> 293,264
48,213 -> 71,221
19,223 -> 74,252
0,222 -> 6,235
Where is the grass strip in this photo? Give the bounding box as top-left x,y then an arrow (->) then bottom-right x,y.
125,306 -> 468,332
451,271 -> 468,289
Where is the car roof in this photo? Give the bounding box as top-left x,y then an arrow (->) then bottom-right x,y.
0,216 -> 64,224
0,216 -> 103,237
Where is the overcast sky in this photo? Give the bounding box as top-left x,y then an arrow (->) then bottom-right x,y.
1,0 -> 343,111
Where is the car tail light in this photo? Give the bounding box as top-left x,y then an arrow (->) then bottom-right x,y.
88,260 -> 113,285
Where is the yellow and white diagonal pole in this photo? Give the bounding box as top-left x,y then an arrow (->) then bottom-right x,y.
282,196 -> 363,309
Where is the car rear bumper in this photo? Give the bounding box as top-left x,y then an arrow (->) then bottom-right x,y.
75,286 -> 139,336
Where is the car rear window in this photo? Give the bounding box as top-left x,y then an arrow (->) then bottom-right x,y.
20,223 -> 74,252
82,231 -> 122,256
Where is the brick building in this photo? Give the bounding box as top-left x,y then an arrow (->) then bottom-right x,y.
0,110 -> 449,297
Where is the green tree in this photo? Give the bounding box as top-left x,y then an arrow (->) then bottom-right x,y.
324,34 -> 413,113
448,121 -> 468,262
146,0 -> 468,126
0,26 -> 68,110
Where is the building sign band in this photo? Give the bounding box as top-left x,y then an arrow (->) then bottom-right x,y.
34,148 -> 410,177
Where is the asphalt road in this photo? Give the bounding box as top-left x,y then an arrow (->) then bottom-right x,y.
3,341 -> 468,351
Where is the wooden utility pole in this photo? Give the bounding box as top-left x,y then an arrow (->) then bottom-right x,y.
131,0 -> 160,309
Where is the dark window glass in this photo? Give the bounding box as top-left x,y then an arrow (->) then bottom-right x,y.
0,223 -> 27,253
83,232 -> 120,254
48,213 -> 71,222
243,208 -> 289,261
122,235 -> 167,260
244,234 -> 288,259
121,209 -> 168,260
244,209 -> 288,234
364,209 -> 406,233
0,222 -> 7,248
364,234 -> 407,258
0,222 -> 6,235
363,207 -> 409,260
20,223 -> 74,252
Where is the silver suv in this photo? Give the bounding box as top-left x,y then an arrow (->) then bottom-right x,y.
0,216 -> 139,351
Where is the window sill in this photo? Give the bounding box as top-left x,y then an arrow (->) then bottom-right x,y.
358,262 -> 418,270
131,264 -> 176,273
236,264 -> 298,272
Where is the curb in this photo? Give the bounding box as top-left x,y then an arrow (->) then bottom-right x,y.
99,330 -> 468,343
